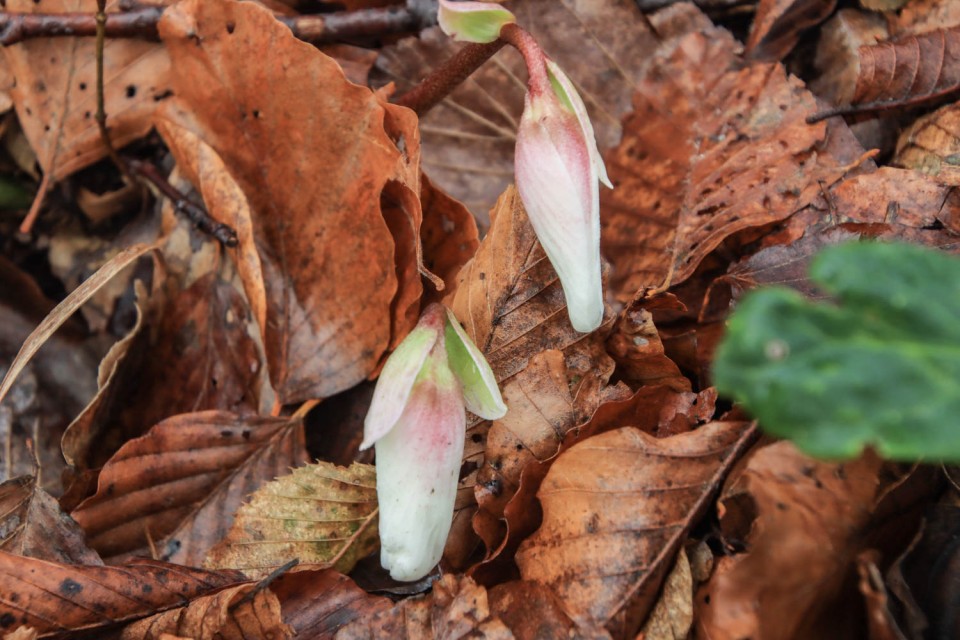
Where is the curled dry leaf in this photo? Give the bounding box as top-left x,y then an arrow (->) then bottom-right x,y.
0,553 -> 241,636
746,0 -> 838,62
204,462 -> 378,579
605,301 -> 689,392
334,574 -> 513,639
696,442 -> 883,639
810,10 -> 889,106
2,0 -> 171,180
156,0 -> 423,404
419,173 -> 480,303
0,476 -> 101,565
848,26 -> 960,113
600,4 -> 864,302
70,411 -> 308,566
894,102 -> 960,185
374,0 -> 656,222
118,581 -> 293,640
516,421 -> 755,637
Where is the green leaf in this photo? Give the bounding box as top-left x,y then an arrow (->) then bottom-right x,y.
203,461 -> 378,579
713,241 -> 960,461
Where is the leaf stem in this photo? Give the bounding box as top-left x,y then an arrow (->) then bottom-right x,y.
394,39 -> 505,115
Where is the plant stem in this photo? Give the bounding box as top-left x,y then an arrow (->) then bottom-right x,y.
498,23 -> 549,96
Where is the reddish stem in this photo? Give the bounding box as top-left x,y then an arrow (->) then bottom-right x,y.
498,23 -> 550,97
394,39 -> 505,115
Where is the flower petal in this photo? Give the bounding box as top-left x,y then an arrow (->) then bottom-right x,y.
545,59 -> 612,189
515,92 -> 604,332
360,310 -> 444,449
443,307 -> 507,420
437,0 -> 516,44
374,347 -> 466,581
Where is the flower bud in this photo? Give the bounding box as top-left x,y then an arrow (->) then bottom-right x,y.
362,304 -> 506,581
514,60 -> 611,332
437,0 -> 516,44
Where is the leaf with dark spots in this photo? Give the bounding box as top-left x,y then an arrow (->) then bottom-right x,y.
516,421 -> 755,637
0,553 -> 242,636
71,411 -> 307,566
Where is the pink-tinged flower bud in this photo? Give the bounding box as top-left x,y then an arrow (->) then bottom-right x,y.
437,0 -> 516,43
515,60 -> 611,333
362,304 -> 506,581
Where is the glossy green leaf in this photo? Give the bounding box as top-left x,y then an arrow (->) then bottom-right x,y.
713,241 -> 960,461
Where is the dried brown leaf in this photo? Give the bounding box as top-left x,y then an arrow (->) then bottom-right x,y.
374,0 -> 656,222
71,411 -> 307,565
270,569 -> 392,639
746,0 -> 837,62
118,581 -> 293,640
857,550 -> 909,640
696,443 -> 884,639
487,580 -> 610,640
204,462 -> 378,579
419,173 -> 480,303
605,302 -> 689,392
600,5 -> 864,301
639,547 -> 694,640
334,574 -> 513,639
516,422 -> 755,637
0,476 -> 101,565
2,0 -> 171,180
849,26 -> 960,112
0,242 -> 157,411
811,10 -> 889,106
0,554 -> 240,636
157,0 -> 422,404
894,101 -> 960,184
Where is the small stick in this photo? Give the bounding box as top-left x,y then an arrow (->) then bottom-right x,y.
127,159 -> 238,247
0,2 -> 436,47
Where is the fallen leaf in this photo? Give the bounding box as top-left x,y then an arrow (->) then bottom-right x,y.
487,580 -> 610,640
204,462 -> 378,579
696,443 -> 883,639
2,0 -> 171,180
419,173 -> 480,302
605,301 -> 690,392
516,421 -> 755,637
70,411 -> 308,565
856,550 -> 909,640
600,4 -> 864,301
746,0 -> 837,62
847,26 -> 960,113
638,547 -> 694,640
810,9 -> 889,106
334,574 -> 513,639
894,101 -> 960,185
0,554 -> 241,636
270,569 -> 392,639
118,581 -> 293,640
156,0 -> 422,404
0,476 -> 101,565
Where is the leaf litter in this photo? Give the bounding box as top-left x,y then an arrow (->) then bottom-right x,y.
0,0 -> 956,637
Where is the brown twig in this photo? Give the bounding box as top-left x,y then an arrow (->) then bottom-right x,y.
0,1 -> 437,47
127,159 -> 238,247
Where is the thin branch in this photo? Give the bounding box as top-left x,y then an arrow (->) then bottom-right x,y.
0,2 -> 437,47
94,0 -> 132,183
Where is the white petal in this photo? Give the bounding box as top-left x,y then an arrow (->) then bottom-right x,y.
361,323 -> 440,450
545,60 -> 612,189
374,350 -> 466,581
443,307 -> 507,420
515,95 -> 604,332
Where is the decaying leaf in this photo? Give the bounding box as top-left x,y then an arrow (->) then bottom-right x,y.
746,0 -> 838,62
894,102 -> 960,185
848,26 -> 960,113
696,443 -> 883,638
335,574 -> 513,639
156,0 -> 423,404
2,0 -> 171,180
204,462 -> 378,579
516,421 -> 755,637
0,554 -> 241,636
419,174 -> 480,302
810,10 -> 889,106
639,547 -> 694,640
70,411 -> 308,565
270,569 -> 392,638
118,581 -> 293,640
0,476 -> 101,565
600,4 -> 863,302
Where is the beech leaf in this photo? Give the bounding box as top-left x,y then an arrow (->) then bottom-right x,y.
204,462 -> 378,579
714,241 -> 960,460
